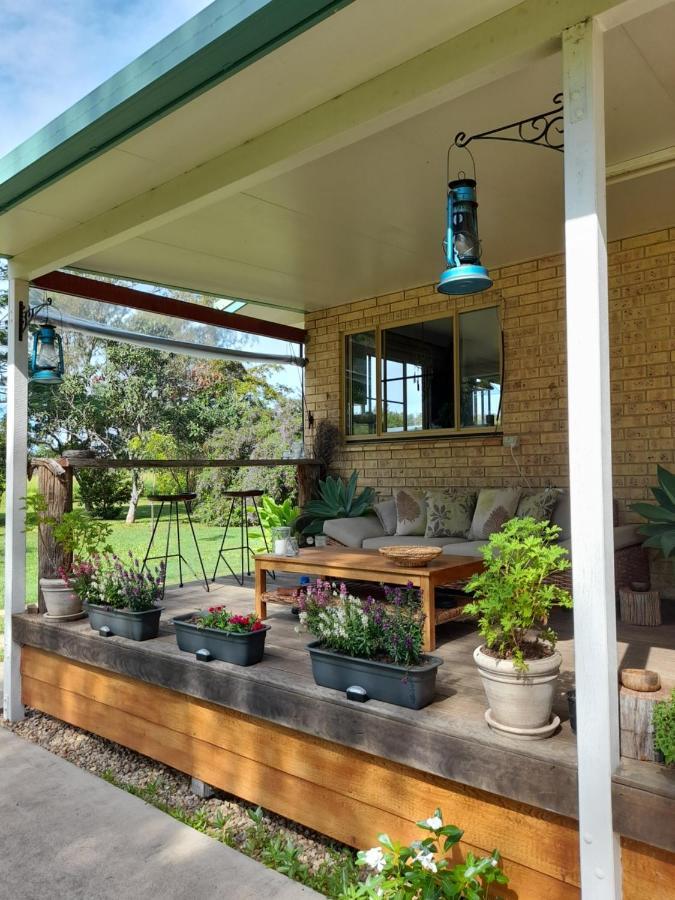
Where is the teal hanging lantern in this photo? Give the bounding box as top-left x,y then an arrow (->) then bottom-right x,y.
30,323 -> 64,385
438,176 -> 492,296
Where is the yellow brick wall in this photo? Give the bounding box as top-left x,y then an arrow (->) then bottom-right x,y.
304,227 -> 675,548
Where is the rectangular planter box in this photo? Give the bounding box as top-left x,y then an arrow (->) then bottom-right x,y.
307,641 -> 442,709
84,603 -> 163,641
173,613 -> 270,666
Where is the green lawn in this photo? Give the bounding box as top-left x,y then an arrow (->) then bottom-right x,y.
0,497 -> 268,612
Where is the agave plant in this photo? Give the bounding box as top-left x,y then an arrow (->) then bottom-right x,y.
631,466 -> 675,559
302,471 -> 375,535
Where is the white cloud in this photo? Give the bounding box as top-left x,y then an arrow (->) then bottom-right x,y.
0,0 -> 212,157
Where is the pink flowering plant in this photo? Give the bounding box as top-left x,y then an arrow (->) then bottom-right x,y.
194,606 -> 265,633
296,579 -> 425,666
59,560 -> 98,605
88,552 -> 165,612
342,809 -> 507,900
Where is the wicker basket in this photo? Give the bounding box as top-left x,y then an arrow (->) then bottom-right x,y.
378,546 -> 443,567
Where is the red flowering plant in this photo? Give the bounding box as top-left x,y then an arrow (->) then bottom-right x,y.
194,606 -> 265,633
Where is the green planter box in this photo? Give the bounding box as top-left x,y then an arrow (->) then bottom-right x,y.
307,641 -> 442,709
85,603 -> 163,641
173,613 -> 270,666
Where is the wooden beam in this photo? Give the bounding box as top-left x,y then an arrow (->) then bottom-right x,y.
3,275 -> 29,721
562,19 -> 621,898
10,0 -> 635,280
37,457 -> 320,469
30,271 -> 306,345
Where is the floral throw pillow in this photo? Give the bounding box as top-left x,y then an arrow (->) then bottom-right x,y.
395,489 -> 427,536
516,487 -> 562,524
425,490 -> 477,538
468,487 -> 522,540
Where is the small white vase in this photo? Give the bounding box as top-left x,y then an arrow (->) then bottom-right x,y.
473,645 -> 562,740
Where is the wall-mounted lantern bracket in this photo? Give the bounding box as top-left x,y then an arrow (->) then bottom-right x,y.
454,94 -> 564,153
18,297 -> 54,342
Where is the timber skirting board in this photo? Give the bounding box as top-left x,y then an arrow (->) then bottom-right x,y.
12,614 -> 675,854
19,646 -> 675,900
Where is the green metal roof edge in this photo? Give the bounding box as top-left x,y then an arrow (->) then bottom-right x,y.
0,0 -> 354,214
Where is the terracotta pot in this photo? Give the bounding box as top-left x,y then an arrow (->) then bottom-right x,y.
473,645 -> 562,740
40,577 -> 82,617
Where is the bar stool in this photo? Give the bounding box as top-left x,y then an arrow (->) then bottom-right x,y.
212,489 -> 271,586
142,492 -> 209,591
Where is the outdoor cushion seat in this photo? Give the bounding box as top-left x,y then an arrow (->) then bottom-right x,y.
361,535 -> 457,550
441,540 -> 488,557
323,514 -> 385,548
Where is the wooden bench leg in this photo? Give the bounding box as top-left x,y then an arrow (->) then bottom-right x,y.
255,564 -> 267,619
420,575 -> 435,652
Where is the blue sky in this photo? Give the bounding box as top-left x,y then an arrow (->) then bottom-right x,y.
0,0 -> 212,158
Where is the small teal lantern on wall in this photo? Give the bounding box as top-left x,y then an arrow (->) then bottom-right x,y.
438,174 -> 492,296
31,323 -> 65,384
18,296 -> 65,385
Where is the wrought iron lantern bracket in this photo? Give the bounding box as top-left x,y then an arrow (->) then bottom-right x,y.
18,297 -> 54,342
454,93 -> 564,153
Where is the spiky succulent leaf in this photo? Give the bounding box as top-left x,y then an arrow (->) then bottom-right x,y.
657,465 -> 675,506
632,468 -> 675,559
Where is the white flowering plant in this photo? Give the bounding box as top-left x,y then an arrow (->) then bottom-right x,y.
339,809 -> 507,899
296,579 -> 425,666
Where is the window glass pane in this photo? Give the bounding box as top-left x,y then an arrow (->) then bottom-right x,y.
459,307 -> 501,428
345,331 -> 377,434
382,318 -> 454,432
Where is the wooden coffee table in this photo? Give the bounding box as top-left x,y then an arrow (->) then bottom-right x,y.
254,547 -> 483,651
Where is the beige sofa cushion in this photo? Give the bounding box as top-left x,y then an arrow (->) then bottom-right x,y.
362,535 -> 459,550
441,540 -> 488,557
323,515 -> 384,548
468,487 -> 522,540
394,488 -> 427,536
425,489 -> 477,538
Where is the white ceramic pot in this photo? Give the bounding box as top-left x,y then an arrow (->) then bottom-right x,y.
473,645 -> 562,740
40,577 -> 82,617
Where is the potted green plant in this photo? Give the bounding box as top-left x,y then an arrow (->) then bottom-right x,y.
173,606 -> 269,665
297,579 -> 442,709
26,493 -> 113,618
84,553 -> 165,640
350,808 -> 508,899
652,689 -> 674,766
464,517 -> 573,739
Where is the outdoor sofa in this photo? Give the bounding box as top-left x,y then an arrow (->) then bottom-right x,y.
323,487 -> 648,596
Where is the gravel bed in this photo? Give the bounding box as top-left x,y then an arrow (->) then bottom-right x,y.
3,708 -> 354,875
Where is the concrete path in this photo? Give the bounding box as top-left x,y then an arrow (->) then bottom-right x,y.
0,727 -> 321,899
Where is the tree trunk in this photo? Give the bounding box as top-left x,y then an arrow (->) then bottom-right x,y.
125,469 -> 142,524
37,462 -> 73,612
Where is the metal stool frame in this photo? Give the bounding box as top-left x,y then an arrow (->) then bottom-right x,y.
142,496 -> 209,592
212,492 -> 272,586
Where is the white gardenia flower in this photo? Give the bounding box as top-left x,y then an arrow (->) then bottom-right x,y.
424,815 -> 443,830
414,851 -> 438,873
363,847 -> 386,873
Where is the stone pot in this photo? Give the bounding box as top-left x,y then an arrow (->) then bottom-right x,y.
473,645 -> 562,740
40,577 -> 83,617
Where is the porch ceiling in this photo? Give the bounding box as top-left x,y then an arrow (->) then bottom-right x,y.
2,0 -> 675,324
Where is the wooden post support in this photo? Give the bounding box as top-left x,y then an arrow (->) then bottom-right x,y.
619,588 -> 661,626
620,683 -> 671,762
3,275 -> 29,721
563,19 -> 621,898
296,463 -> 318,508
35,460 -> 74,613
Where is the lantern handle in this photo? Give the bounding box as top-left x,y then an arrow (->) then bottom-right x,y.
446,141 -> 476,184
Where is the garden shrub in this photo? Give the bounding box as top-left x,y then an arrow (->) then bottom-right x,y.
76,467 -> 131,519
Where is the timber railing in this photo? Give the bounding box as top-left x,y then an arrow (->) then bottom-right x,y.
29,456 -> 321,611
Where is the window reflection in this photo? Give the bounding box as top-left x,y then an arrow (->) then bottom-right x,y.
459,307 -> 501,428
345,331 -> 377,434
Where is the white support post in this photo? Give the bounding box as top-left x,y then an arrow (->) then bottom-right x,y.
3,274 -> 29,721
563,19 -> 621,898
